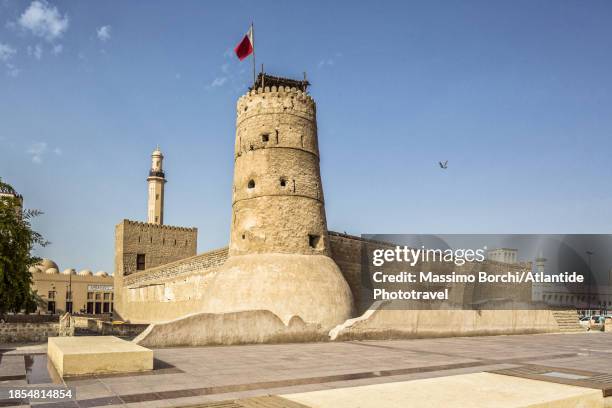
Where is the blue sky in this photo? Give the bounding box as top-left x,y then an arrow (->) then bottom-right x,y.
1,1 -> 612,273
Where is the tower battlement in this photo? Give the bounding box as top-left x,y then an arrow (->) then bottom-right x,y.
237,86 -> 315,125
122,219 -> 197,232
250,72 -> 310,92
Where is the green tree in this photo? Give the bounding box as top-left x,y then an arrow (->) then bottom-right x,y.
0,179 -> 48,314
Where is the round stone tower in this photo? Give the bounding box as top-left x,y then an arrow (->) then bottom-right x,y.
230,81 -> 328,255
201,75 -> 353,328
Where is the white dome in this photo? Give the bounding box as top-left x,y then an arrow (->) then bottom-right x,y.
94,271 -> 109,277
78,269 -> 93,276
38,258 -> 58,271
62,268 -> 76,275
45,268 -> 59,274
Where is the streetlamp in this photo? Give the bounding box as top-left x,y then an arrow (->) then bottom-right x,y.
608,267 -> 612,315
68,269 -> 72,314
586,251 -> 594,315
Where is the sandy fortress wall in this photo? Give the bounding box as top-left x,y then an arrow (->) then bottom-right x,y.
114,232 -> 362,324
328,232 -> 534,314
117,227 -> 566,345
114,219 -> 197,321
115,230 -> 533,324
116,248 -> 227,323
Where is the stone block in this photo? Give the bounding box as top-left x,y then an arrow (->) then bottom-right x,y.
47,336 -> 153,377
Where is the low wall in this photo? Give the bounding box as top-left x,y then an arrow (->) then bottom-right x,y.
73,316 -> 90,329
73,314 -> 112,329
87,319 -> 148,337
0,314 -> 59,323
329,302 -> 560,341
134,310 -> 326,347
133,304 -> 562,347
0,322 -> 59,343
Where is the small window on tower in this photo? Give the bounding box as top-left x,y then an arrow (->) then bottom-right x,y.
308,234 -> 322,250
156,194 -> 159,200
280,178 -> 287,187
136,254 -> 146,270
248,179 -> 255,189
262,133 -> 269,142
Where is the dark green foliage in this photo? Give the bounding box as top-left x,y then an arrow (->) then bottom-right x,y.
0,179 -> 48,314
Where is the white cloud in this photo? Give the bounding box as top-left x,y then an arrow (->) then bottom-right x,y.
206,49 -> 252,92
0,44 -> 18,77
211,77 -> 227,87
26,142 -> 62,162
27,142 -> 47,163
51,44 -> 62,55
27,44 -> 43,60
317,52 -> 343,69
18,0 -> 69,41
317,59 -> 334,69
5,63 -> 19,77
96,25 -> 111,41
0,43 -> 16,61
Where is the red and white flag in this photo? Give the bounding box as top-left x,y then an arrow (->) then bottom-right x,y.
234,25 -> 254,61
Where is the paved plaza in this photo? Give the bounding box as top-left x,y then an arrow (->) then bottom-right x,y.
1,332 -> 612,407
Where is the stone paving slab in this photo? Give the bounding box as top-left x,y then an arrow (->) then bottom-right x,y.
0,355 -> 25,381
282,372 -> 603,408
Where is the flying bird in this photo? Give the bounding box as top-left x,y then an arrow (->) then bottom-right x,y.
439,161 -> 448,169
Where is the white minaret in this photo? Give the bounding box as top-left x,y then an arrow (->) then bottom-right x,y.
147,147 -> 166,225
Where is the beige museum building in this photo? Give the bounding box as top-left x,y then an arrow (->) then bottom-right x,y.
29,258 -> 114,315
1,184 -> 115,316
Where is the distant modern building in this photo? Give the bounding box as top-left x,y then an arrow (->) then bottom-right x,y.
30,258 -> 114,315
531,257 -> 611,315
487,248 -> 518,264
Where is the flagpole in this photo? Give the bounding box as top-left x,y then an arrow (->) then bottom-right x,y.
251,22 -> 256,86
